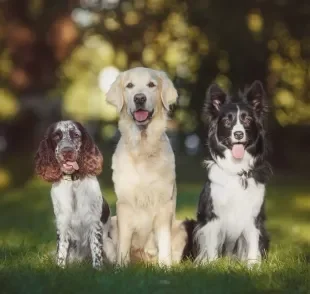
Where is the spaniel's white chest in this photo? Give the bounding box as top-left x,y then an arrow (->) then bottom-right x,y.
51,177 -> 102,240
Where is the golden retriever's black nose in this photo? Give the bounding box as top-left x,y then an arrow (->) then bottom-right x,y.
134,93 -> 146,106
233,131 -> 244,140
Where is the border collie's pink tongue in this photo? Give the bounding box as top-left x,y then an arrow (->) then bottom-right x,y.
134,110 -> 149,122
232,144 -> 245,159
63,161 -> 79,171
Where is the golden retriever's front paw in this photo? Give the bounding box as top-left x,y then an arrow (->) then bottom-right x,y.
158,257 -> 172,268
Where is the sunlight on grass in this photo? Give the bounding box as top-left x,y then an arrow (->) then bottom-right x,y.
0,178 -> 309,293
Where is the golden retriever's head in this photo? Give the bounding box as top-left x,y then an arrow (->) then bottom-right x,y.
106,67 -> 178,126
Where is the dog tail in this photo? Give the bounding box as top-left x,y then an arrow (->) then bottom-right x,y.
181,218 -> 198,261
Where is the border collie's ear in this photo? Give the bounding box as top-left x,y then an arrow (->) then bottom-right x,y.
158,71 -> 178,111
106,73 -> 124,112
204,84 -> 227,118
245,80 -> 267,115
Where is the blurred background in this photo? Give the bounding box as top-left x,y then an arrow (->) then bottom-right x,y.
0,0 -> 310,189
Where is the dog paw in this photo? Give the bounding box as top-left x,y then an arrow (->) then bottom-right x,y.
92,263 -> 103,270
56,260 -> 66,269
247,259 -> 261,269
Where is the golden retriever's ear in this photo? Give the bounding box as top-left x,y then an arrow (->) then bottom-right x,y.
106,73 -> 124,112
158,71 -> 178,110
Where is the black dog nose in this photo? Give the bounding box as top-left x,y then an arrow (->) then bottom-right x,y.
234,131 -> 244,140
61,147 -> 75,160
134,93 -> 146,106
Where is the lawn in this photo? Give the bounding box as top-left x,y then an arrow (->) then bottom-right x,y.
0,175 -> 309,294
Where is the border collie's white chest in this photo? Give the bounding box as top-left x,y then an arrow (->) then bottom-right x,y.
209,164 -> 265,239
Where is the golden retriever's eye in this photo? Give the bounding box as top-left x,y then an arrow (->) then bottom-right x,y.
126,82 -> 134,89
147,82 -> 156,88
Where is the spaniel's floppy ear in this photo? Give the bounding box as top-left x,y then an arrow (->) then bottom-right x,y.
75,122 -> 103,177
158,71 -> 178,111
106,73 -> 124,112
34,124 -> 62,182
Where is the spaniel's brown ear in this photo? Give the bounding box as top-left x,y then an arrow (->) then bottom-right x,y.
34,124 -> 62,182
75,122 -> 103,177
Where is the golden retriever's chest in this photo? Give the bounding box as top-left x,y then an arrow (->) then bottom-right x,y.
112,143 -> 175,207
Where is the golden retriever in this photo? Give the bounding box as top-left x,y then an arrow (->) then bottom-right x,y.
106,67 -> 192,266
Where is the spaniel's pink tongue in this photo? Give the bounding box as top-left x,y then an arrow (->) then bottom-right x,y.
63,161 -> 79,170
232,144 -> 245,159
134,110 -> 149,122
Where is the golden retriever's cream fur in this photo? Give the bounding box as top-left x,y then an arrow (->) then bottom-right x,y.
106,67 -> 190,266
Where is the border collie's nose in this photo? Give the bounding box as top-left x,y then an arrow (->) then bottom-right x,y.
134,93 -> 146,107
234,131 -> 244,140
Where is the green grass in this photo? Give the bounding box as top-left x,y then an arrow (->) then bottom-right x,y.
0,177 -> 309,294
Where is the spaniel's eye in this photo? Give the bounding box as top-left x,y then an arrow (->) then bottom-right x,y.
53,134 -> 61,141
126,82 -> 134,89
73,133 -> 80,138
147,82 -> 156,88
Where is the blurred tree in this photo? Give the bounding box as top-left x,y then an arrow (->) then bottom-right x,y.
0,0 -> 310,188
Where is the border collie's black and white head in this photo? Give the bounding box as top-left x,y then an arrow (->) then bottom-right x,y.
203,81 -> 269,176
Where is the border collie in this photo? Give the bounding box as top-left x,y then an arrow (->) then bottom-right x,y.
194,81 -> 272,267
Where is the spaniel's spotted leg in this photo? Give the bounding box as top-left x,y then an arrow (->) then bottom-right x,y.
56,230 -> 70,268
90,223 -> 104,270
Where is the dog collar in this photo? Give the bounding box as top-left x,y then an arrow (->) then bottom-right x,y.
62,173 -> 80,181
238,169 -> 253,189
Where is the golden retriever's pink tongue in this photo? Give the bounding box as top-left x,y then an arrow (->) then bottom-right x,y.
134,110 -> 149,122
232,144 -> 245,159
63,161 -> 79,170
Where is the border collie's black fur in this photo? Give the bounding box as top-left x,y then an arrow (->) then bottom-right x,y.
193,81 -> 272,266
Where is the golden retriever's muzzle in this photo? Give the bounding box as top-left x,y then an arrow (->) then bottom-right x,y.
131,93 -> 154,125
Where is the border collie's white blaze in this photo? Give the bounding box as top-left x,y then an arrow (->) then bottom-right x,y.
194,81 -> 271,267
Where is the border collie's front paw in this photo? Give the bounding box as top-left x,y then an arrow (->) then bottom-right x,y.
247,258 -> 261,269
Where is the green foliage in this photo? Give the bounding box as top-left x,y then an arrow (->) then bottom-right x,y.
1,0 -> 310,127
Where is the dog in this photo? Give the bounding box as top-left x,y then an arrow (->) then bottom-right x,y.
194,81 -> 272,267
35,120 -> 115,269
106,67 -> 192,266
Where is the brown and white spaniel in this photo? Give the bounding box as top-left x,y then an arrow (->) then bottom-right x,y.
35,120 -> 115,269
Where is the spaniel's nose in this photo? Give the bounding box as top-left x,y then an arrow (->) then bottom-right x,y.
61,147 -> 75,161
134,93 -> 146,107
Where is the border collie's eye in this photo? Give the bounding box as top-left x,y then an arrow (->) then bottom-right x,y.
147,82 -> 156,88
222,118 -> 231,128
126,82 -> 134,89
244,116 -> 253,126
